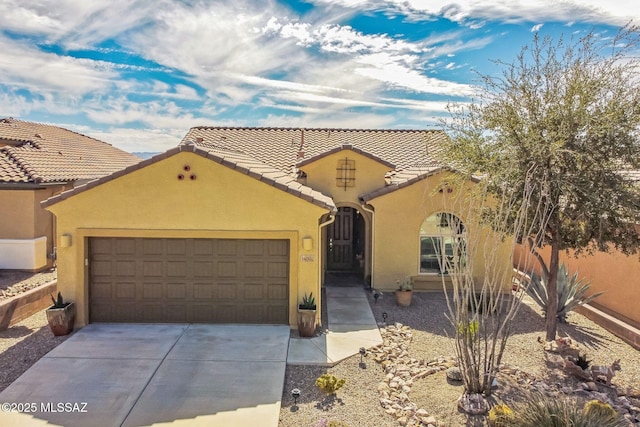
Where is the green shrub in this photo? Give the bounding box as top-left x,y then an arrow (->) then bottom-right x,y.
315,374 -> 345,394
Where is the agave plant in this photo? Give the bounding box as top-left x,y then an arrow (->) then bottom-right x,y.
525,263 -> 603,322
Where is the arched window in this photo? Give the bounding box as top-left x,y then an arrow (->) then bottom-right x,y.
419,212 -> 466,274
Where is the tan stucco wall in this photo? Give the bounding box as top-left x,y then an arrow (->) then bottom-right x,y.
514,241 -> 640,328
301,149 -> 392,281
301,149 -> 391,205
368,173 -> 513,292
46,152 -> 329,328
0,186 -> 65,269
0,190 -> 36,239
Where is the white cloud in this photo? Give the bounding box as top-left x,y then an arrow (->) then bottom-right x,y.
531,23 -> 544,32
308,0 -> 639,27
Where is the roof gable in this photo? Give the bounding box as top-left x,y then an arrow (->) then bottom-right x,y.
296,143 -> 394,169
42,144 -> 336,213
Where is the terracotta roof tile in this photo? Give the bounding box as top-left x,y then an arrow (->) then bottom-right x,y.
0,118 -> 140,184
43,145 -> 337,213
182,127 -> 448,176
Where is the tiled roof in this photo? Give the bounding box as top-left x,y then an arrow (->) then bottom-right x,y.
0,118 -> 140,184
43,144 -> 337,213
182,127 -> 448,178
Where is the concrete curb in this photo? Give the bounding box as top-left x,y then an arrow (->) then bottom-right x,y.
0,280 -> 57,331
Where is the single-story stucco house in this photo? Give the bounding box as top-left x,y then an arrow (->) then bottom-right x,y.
0,118 -> 140,270
43,127 -> 512,329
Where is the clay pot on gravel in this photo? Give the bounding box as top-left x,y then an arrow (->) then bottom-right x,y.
297,292 -> 317,337
46,292 -> 75,336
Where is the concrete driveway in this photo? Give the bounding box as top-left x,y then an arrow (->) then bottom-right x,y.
0,323 -> 290,427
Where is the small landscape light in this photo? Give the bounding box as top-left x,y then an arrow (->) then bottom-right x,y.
382,312 -> 388,324
374,291 -> 380,303
291,388 -> 300,406
359,347 -> 366,362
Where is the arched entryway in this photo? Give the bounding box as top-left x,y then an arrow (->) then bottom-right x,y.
324,206 -> 369,286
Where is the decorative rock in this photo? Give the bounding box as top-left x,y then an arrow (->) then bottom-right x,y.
446,367 -> 463,381
457,393 -> 489,415
420,415 -> 437,425
397,416 -> 408,426
584,381 -> 598,391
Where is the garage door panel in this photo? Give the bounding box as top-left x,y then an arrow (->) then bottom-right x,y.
143,261 -> 163,276
217,240 -> 238,256
90,238 -> 289,324
193,240 -> 214,256
217,261 -> 237,277
143,239 -> 163,255
193,284 -> 213,299
267,262 -> 288,278
268,240 -> 288,256
193,261 -> 213,277
167,261 -> 187,277
115,238 -> 136,255
116,282 -> 136,299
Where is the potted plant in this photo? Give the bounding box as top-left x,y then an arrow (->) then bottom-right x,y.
297,292 -> 317,337
394,277 -> 413,306
46,292 -> 76,336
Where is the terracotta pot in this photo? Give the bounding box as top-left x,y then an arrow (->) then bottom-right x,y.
395,290 -> 413,307
46,302 -> 76,336
297,308 -> 317,337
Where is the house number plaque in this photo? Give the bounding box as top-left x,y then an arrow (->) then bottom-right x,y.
300,255 -> 315,262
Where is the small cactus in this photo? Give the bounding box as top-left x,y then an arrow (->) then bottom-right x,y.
315,374 -> 345,394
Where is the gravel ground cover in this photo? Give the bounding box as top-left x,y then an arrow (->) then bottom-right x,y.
0,269 -> 57,299
279,290 -> 640,427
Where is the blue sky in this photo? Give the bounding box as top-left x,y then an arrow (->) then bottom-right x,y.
0,0 -> 637,153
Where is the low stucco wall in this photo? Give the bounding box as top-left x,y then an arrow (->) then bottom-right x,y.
514,242 -> 640,328
0,237 -> 47,270
0,280 -> 57,331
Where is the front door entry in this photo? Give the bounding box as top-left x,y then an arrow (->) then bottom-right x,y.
327,207 -> 354,271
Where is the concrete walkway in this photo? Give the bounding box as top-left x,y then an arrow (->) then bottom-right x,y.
287,287 -> 383,365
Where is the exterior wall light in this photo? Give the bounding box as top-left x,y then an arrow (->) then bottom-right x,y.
60,234 -> 72,248
302,237 -> 313,251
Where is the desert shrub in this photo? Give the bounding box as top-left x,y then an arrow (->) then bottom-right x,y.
488,404 -> 514,426
507,393 -> 626,427
525,263 -> 603,322
315,374 -> 345,394
582,400 -> 620,422
575,353 -> 591,370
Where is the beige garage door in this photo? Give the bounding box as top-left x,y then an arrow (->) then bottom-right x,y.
89,238 -> 289,323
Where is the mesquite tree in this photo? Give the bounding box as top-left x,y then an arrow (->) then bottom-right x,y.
442,26 -> 640,341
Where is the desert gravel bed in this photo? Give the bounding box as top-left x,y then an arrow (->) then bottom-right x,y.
279,290 -> 640,426
0,269 -> 57,299
0,310 -> 69,392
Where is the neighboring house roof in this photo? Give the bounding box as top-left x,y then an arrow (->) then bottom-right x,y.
182,127 -> 446,180
0,118 -> 140,184
42,144 -> 337,213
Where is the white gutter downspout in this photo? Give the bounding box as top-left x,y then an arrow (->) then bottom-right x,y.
359,200 -> 375,289
318,212 -> 336,326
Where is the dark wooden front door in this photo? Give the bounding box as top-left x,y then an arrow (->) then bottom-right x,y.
327,207 -> 354,271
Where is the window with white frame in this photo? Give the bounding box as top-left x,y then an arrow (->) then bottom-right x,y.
419,212 -> 466,274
